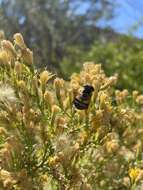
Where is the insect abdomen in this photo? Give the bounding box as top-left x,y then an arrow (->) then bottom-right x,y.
73,98 -> 89,110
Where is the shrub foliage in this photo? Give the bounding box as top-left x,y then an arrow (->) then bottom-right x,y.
87,37 -> 143,92
0,34 -> 143,190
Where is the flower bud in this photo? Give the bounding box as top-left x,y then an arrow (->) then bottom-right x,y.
39,174 -> 48,183
54,78 -> 65,109
55,117 -> 67,135
136,95 -> 143,104
14,61 -> 22,74
0,127 -> 8,136
14,33 -> 26,49
78,131 -> 88,144
54,78 -> 64,89
106,139 -> 119,154
83,62 -> 95,72
0,170 -> 11,178
56,117 -> 67,130
122,177 -> 130,188
48,156 -> 60,167
129,168 -> 141,182
84,73 -> 91,83
44,91 -> 54,107
17,80 -> 26,90
0,170 -> 16,189
72,142 -> 80,153
51,105 -> 61,126
40,70 -> 52,85
81,183 -> 92,190
32,75 -> 39,96
22,48 -> 33,65
0,50 -> 9,65
132,90 -> 139,99
52,105 -> 61,114
101,75 -> 118,90
1,40 -> 16,58
91,110 -> 103,130
135,170 -> 143,182
99,92 -> 108,108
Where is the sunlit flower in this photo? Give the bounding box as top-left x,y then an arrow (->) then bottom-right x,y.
105,139 -> 119,154
129,167 -> 141,182
0,50 -> 9,65
132,90 -> 139,99
54,78 -> 65,89
40,70 -> 53,85
1,40 -> 16,58
136,95 -> 143,104
14,33 -> 26,49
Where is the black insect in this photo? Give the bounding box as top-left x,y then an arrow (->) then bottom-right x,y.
73,85 -> 94,110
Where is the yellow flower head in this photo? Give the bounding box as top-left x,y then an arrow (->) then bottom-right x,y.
1,40 -> 16,58
22,48 -> 33,65
14,61 -> 22,74
129,167 -> 141,181
17,80 -> 26,89
40,70 -> 53,84
48,156 -> 60,167
106,139 -> 119,154
54,78 -> 65,89
0,50 -> 9,66
132,90 -> 139,100
52,105 -> 61,114
14,33 -> 26,49
136,95 -> 143,105
44,90 -> 54,106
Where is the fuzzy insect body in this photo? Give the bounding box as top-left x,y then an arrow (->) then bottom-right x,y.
73,85 -> 94,110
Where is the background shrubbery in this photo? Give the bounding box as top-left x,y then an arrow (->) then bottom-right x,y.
61,36 -> 143,92
87,36 -> 143,92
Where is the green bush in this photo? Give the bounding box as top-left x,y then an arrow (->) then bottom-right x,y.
87,36 -> 143,92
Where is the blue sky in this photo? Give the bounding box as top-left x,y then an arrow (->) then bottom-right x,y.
0,0 -> 143,38
97,0 -> 143,38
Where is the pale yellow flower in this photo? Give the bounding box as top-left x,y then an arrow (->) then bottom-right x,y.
129,167 -> 141,182
22,48 -> 33,65
0,50 -> 9,65
14,33 -> 26,49
1,40 -> 16,58
40,70 -> 54,84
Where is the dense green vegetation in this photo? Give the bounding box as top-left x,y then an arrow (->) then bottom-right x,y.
61,36 -> 143,92
88,36 -> 143,92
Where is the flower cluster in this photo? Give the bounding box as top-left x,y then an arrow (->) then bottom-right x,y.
0,33 -> 143,190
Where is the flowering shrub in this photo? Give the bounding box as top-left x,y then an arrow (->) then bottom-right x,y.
61,37 -> 143,92
87,37 -> 143,92
1,33 -> 143,190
